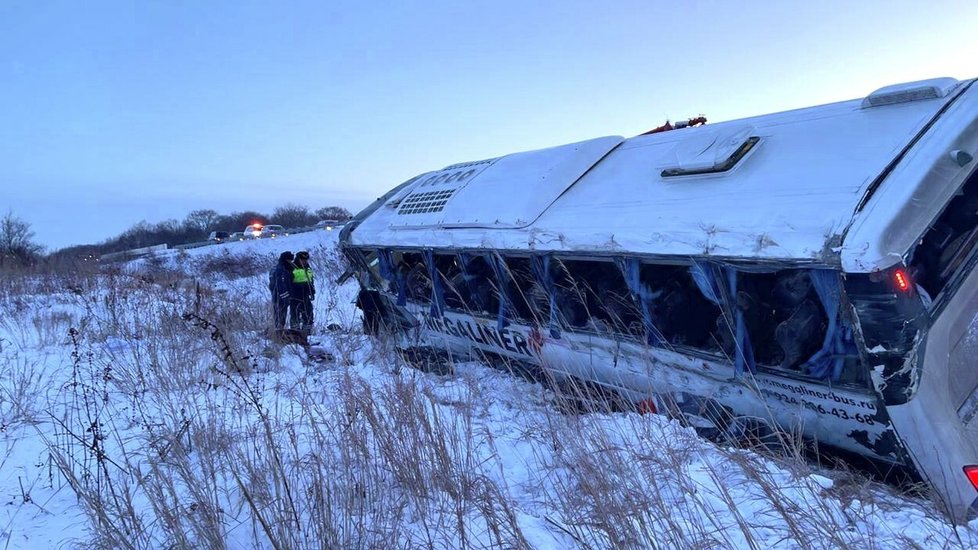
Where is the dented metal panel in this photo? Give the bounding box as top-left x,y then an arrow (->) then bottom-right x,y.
842,80 -> 978,273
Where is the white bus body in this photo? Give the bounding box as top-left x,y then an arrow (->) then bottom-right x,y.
339,77 -> 978,522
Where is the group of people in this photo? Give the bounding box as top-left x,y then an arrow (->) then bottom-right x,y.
269,250 -> 316,333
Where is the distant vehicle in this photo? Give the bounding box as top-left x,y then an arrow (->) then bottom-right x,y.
259,224 -> 286,238
228,232 -> 245,241
208,231 -> 230,242
243,224 -> 263,239
315,219 -> 343,230
341,76 -> 978,523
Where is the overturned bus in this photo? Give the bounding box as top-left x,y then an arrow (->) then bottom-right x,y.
339,76 -> 978,522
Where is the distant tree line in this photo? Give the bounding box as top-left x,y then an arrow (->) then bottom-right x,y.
42,204 -> 352,266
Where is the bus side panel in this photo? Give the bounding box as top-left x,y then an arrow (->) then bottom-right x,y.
408,308 -> 898,464
888,266 -> 978,523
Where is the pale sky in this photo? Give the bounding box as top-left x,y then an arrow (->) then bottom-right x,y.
2,0 -> 978,250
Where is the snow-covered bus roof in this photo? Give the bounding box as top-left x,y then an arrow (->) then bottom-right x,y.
347,77 -> 978,273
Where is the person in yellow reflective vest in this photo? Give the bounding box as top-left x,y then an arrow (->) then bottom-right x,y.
290,250 -> 315,333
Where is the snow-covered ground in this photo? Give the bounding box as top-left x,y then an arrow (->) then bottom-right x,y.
2,230 -> 978,548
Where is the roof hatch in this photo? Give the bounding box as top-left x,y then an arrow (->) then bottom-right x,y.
659,124 -> 759,178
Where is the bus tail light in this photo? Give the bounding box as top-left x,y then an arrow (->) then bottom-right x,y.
892,268 -> 911,293
637,399 -> 657,415
964,465 -> 978,491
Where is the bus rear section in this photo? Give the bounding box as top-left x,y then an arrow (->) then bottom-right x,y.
863,153 -> 978,523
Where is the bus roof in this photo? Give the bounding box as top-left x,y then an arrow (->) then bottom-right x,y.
347,77 -> 978,273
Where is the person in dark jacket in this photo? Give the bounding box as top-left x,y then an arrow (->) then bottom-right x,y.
290,250 -> 316,333
269,251 -> 295,329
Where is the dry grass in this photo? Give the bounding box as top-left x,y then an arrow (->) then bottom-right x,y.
1,250 -> 976,549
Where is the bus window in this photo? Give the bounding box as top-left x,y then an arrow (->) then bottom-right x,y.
455,255 -> 500,316
550,259 -> 589,329
501,257 -> 548,324
393,251 -> 431,304
737,270 -> 827,370
348,248 -> 383,289
555,259 -> 639,335
434,253 -> 464,309
910,168 -> 978,303
639,264 -> 724,353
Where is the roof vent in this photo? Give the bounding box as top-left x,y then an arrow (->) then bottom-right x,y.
861,77 -> 959,109
396,188 -> 459,215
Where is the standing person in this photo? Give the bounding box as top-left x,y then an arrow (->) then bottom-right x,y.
269,251 -> 295,329
291,250 -> 316,333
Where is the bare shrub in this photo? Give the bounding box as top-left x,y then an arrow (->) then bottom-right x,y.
192,249 -> 269,280
0,355 -> 49,432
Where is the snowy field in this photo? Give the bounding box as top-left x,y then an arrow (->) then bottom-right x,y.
2,230 -> 978,548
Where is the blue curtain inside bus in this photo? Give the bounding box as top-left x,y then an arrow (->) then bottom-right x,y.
805,269 -> 857,381
489,254 -> 511,331
690,261 -> 756,376
530,255 -> 561,338
377,249 -> 406,306
422,249 -> 445,318
617,257 -> 664,346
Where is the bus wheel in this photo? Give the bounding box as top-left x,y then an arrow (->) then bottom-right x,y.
552,379 -> 629,414
399,347 -> 453,376
726,416 -> 794,455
